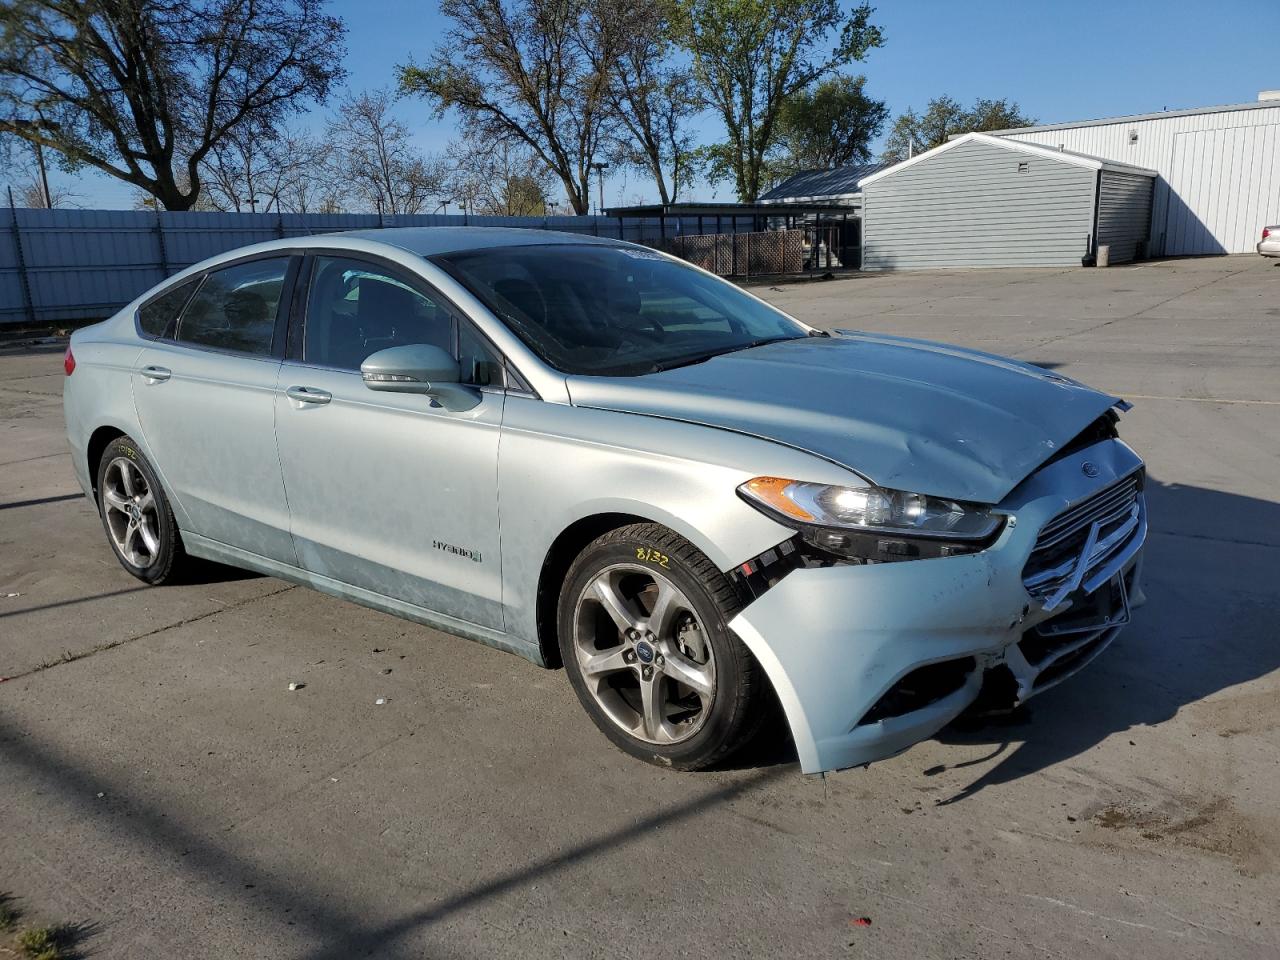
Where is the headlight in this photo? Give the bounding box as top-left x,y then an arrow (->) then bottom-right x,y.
738,476 -> 1003,563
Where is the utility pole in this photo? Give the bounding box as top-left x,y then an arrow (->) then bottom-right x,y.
590,162 -> 609,215
31,139 -> 51,208
11,119 -> 53,208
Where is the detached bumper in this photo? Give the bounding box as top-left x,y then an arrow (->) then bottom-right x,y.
729,439 -> 1146,775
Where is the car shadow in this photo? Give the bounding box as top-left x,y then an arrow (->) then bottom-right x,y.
175,556 -> 265,585
930,473 -> 1280,802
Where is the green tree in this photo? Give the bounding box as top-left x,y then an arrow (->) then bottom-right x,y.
773,74 -> 888,175
881,96 -> 1034,163
399,0 -> 631,215
0,0 -> 346,210
673,0 -> 882,201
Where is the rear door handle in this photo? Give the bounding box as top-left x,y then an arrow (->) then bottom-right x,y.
286,385 -> 332,405
140,364 -> 171,383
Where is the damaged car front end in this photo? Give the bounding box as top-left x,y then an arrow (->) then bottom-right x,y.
567,324 -> 1148,775
728,419 -> 1146,774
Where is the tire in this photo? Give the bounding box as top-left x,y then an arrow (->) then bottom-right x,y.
558,523 -> 767,770
95,435 -> 188,585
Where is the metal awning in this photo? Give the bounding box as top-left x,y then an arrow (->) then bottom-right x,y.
603,200 -> 860,218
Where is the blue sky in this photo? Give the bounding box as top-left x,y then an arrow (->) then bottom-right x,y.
25,0 -> 1280,210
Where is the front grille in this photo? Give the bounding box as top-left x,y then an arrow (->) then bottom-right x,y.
1023,470 -> 1144,602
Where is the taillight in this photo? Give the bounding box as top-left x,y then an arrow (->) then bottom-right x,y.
63,346 -> 76,376
1265,227 -> 1272,240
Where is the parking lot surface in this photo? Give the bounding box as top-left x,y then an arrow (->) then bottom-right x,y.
2,255 -> 1278,958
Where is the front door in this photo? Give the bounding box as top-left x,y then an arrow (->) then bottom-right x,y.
131,255 -> 298,564
274,255 -> 506,629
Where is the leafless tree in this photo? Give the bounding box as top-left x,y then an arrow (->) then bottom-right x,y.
326,89 -> 448,215
0,0 -> 346,210
200,127 -> 331,213
2,137 -> 76,206
444,135 -> 555,216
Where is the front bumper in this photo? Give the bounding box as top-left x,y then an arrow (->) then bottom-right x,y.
729,438 -> 1146,775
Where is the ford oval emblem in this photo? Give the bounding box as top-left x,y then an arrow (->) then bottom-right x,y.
635,641 -> 654,664
1081,461 -> 1100,478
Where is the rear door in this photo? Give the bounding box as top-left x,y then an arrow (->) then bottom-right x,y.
273,254 -> 507,629
131,254 -> 299,564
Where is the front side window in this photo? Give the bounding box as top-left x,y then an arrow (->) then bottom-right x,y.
303,257 -> 454,372
176,257 -> 290,355
138,276 -> 202,338
433,244 -> 808,376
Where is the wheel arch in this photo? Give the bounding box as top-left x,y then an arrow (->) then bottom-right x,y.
534,512 -> 651,669
86,425 -> 128,501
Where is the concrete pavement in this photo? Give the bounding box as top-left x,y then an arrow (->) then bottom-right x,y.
1,255 -> 1278,958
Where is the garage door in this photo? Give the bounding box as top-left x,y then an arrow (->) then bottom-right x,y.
1164,126 -> 1280,255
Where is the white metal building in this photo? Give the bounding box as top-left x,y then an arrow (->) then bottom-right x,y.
995,94 -> 1280,256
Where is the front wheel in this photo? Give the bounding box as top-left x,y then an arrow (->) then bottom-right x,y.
558,523 -> 767,770
95,435 -> 189,584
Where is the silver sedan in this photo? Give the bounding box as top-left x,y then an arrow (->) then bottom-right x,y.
63,228 -> 1147,774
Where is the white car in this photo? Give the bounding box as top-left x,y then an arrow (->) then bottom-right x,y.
1259,226 -> 1280,258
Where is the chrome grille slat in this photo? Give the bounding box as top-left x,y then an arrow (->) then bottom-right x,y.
1036,479 -> 1139,545
1034,493 -> 1137,552
1023,470 -> 1144,602
1042,474 -> 1137,524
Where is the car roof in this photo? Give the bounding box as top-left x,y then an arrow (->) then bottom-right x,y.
152,227 -> 641,299
326,226 -> 627,257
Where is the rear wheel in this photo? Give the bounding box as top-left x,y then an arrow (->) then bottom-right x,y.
558,523 -> 766,770
96,436 -> 188,584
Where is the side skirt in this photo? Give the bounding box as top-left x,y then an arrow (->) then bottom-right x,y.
183,532 -> 544,666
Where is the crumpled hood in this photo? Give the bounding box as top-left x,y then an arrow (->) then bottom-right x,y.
565,332 -> 1122,504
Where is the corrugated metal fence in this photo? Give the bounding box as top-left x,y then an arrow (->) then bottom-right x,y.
1,207 -> 764,326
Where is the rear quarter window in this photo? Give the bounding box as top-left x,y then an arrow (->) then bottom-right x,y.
137,277 -> 202,338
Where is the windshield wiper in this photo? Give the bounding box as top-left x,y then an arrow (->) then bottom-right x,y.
648,336 -> 801,373
649,352 -> 717,372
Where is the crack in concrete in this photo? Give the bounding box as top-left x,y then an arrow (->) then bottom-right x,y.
4,583 -> 297,682
1153,529 -> 1280,550
1014,263 -> 1258,355
1118,393 -> 1280,406
0,451 -> 69,467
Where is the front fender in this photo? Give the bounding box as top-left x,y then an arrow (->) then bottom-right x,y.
497,396 -> 861,648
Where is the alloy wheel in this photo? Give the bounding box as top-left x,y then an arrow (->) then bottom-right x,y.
572,563 -> 717,745
101,456 -> 161,568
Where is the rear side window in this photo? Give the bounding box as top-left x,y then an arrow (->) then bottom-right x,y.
138,277 -> 201,338
176,257 -> 290,355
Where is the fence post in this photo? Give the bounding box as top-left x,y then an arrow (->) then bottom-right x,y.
731,232 -> 738,278
153,207 -> 170,277
745,231 -> 751,280
7,187 -> 36,326
277,211 -> 285,239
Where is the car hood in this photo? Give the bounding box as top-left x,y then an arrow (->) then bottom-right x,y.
565,332 -> 1123,504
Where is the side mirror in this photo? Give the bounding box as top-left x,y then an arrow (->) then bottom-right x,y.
360,344 -> 480,411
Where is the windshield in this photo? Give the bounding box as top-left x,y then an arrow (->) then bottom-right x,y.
433,244 -> 809,376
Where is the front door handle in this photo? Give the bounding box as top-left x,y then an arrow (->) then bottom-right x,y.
286,385 -> 332,405
140,364 -> 171,383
